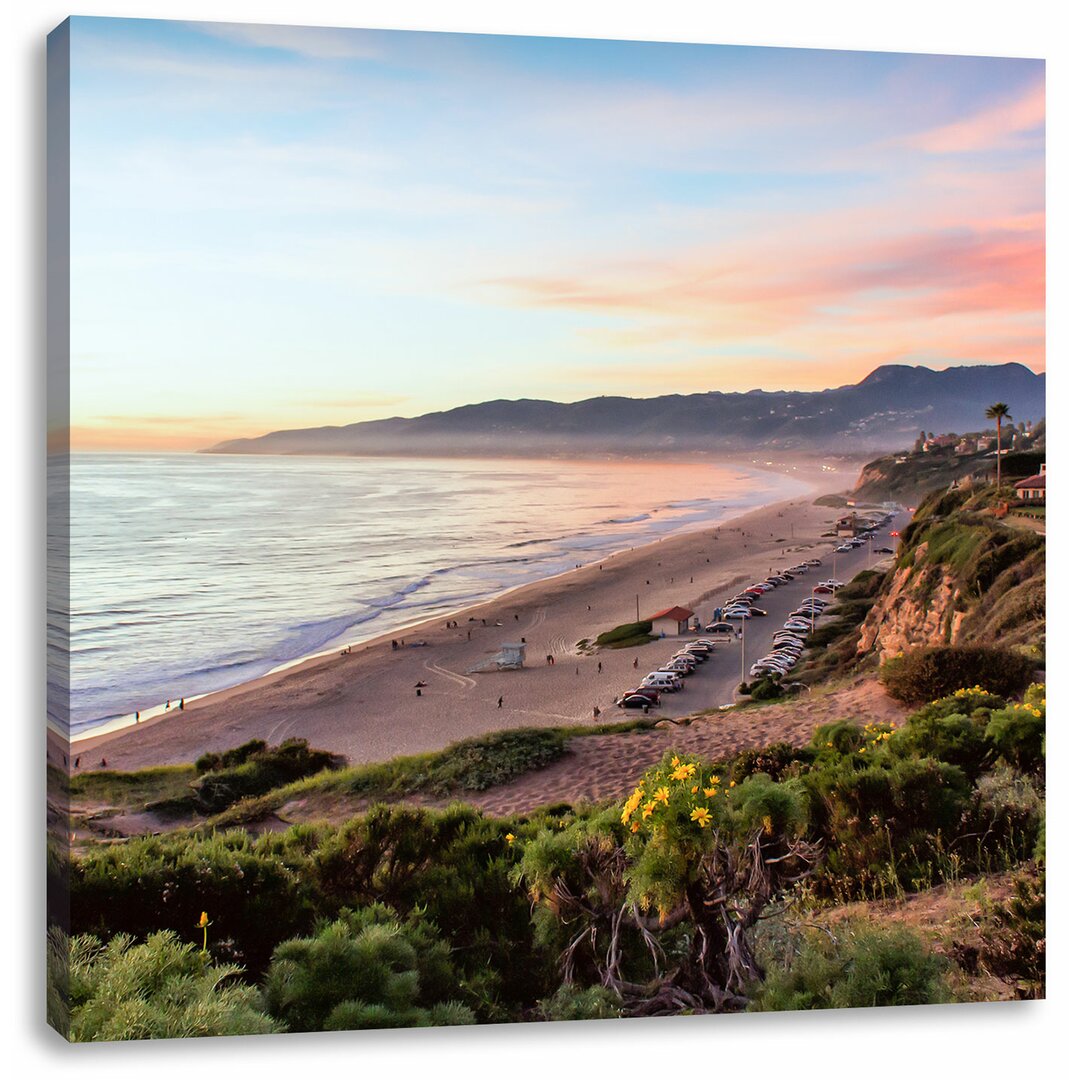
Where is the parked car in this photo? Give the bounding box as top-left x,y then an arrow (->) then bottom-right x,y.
873,546 -> 894,554
640,672 -> 683,691
704,621 -> 736,634
619,693 -> 655,709
628,687 -> 661,704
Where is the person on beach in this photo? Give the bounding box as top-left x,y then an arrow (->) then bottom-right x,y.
179,698 -> 184,710
416,687 -> 422,697
467,630 -> 471,641
99,758 -> 107,768
165,700 -> 170,710
575,666 -> 579,675
593,705 -> 601,720
134,711 -> 139,721
633,657 -> 639,669
497,696 -> 503,709
597,661 -> 603,674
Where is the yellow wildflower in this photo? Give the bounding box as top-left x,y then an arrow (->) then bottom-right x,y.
704,788 -> 717,798
670,764 -> 695,782
630,821 -> 641,833
691,785 -> 699,794
505,832 -> 516,845
709,775 -> 721,786
641,800 -> 656,820
690,806 -> 712,828
762,814 -> 773,836
729,780 -> 736,788
654,786 -> 670,806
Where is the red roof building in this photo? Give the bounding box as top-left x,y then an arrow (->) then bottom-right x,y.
1015,463 -> 1046,501
648,605 -> 695,636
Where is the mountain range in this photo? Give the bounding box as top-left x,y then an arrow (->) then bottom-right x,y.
204,363 -> 1045,458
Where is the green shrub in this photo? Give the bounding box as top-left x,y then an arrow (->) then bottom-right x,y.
596,620 -> 655,649
310,803 -> 552,1018
754,926 -> 951,1010
880,647 -> 1037,705
195,739 -> 268,775
70,829 -> 321,975
809,720 -> 867,756
886,712 -> 988,779
985,690 -> 1045,772
262,906 -> 474,1033
750,675 -> 788,701
67,930 -> 281,1041
189,738 -> 345,813
537,985 -> 622,1021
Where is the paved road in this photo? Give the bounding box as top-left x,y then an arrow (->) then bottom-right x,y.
615,510 -> 912,720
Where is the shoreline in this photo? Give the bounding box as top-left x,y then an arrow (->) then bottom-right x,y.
68,462 -> 860,770
67,457 -> 824,744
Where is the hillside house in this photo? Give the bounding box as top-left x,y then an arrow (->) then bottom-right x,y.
1014,463 -> 1046,502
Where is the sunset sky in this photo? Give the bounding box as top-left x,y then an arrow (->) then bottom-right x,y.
66,17 -> 1045,451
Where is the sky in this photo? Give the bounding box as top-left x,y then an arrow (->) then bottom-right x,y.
63,17 -> 1045,451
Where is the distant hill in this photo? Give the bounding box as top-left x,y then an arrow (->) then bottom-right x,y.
204,363 -> 1045,458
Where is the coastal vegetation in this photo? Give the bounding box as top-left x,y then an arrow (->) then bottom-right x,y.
54,674 -> 1045,1036
595,620 -> 656,650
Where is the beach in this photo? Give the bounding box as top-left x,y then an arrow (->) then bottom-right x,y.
68,464 -> 861,773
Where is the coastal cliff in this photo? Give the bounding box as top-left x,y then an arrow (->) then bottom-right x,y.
857,488 -> 1045,662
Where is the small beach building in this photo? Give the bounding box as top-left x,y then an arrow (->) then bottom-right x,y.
1014,463 -> 1046,502
648,605 -> 694,636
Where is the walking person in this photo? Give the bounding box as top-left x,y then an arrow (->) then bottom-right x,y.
633,657 -> 639,669
497,696 -> 503,709
597,661 -> 602,674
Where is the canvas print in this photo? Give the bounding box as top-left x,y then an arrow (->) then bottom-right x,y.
46,17 -> 1046,1041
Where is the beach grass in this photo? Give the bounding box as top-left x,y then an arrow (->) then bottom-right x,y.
204,720 -> 657,826
69,764 -> 196,808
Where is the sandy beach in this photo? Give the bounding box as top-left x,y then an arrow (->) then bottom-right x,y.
71,465 -> 862,772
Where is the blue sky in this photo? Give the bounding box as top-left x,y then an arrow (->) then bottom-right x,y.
65,17 -> 1044,449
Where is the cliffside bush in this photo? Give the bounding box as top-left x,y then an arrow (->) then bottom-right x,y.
881,646 -> 1037,705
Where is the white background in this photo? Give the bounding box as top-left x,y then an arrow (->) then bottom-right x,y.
3,2 -> 1076,1077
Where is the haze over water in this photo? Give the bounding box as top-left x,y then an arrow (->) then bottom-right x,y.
55,453 -> 809,735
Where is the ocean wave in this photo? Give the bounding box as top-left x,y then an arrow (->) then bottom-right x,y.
599,513 -> 652,524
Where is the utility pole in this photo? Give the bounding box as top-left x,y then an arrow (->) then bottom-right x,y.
635,593 -> 640,622
740,623 -> 746,686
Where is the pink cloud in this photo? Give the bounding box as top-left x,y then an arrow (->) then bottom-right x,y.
901,81 -> 1044,154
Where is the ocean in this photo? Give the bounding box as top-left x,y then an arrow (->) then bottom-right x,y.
54,453 -> 810,736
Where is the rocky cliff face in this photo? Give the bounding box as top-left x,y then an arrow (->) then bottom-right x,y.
857,543 -> 967,658
857,491 -> 1044,663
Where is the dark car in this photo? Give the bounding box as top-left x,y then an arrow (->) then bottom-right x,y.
749,607 -> 767,617
873,546 -> 894,554
619,693 -> 656,709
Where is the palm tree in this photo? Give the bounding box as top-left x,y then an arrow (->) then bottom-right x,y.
985,402 -> 1012,488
